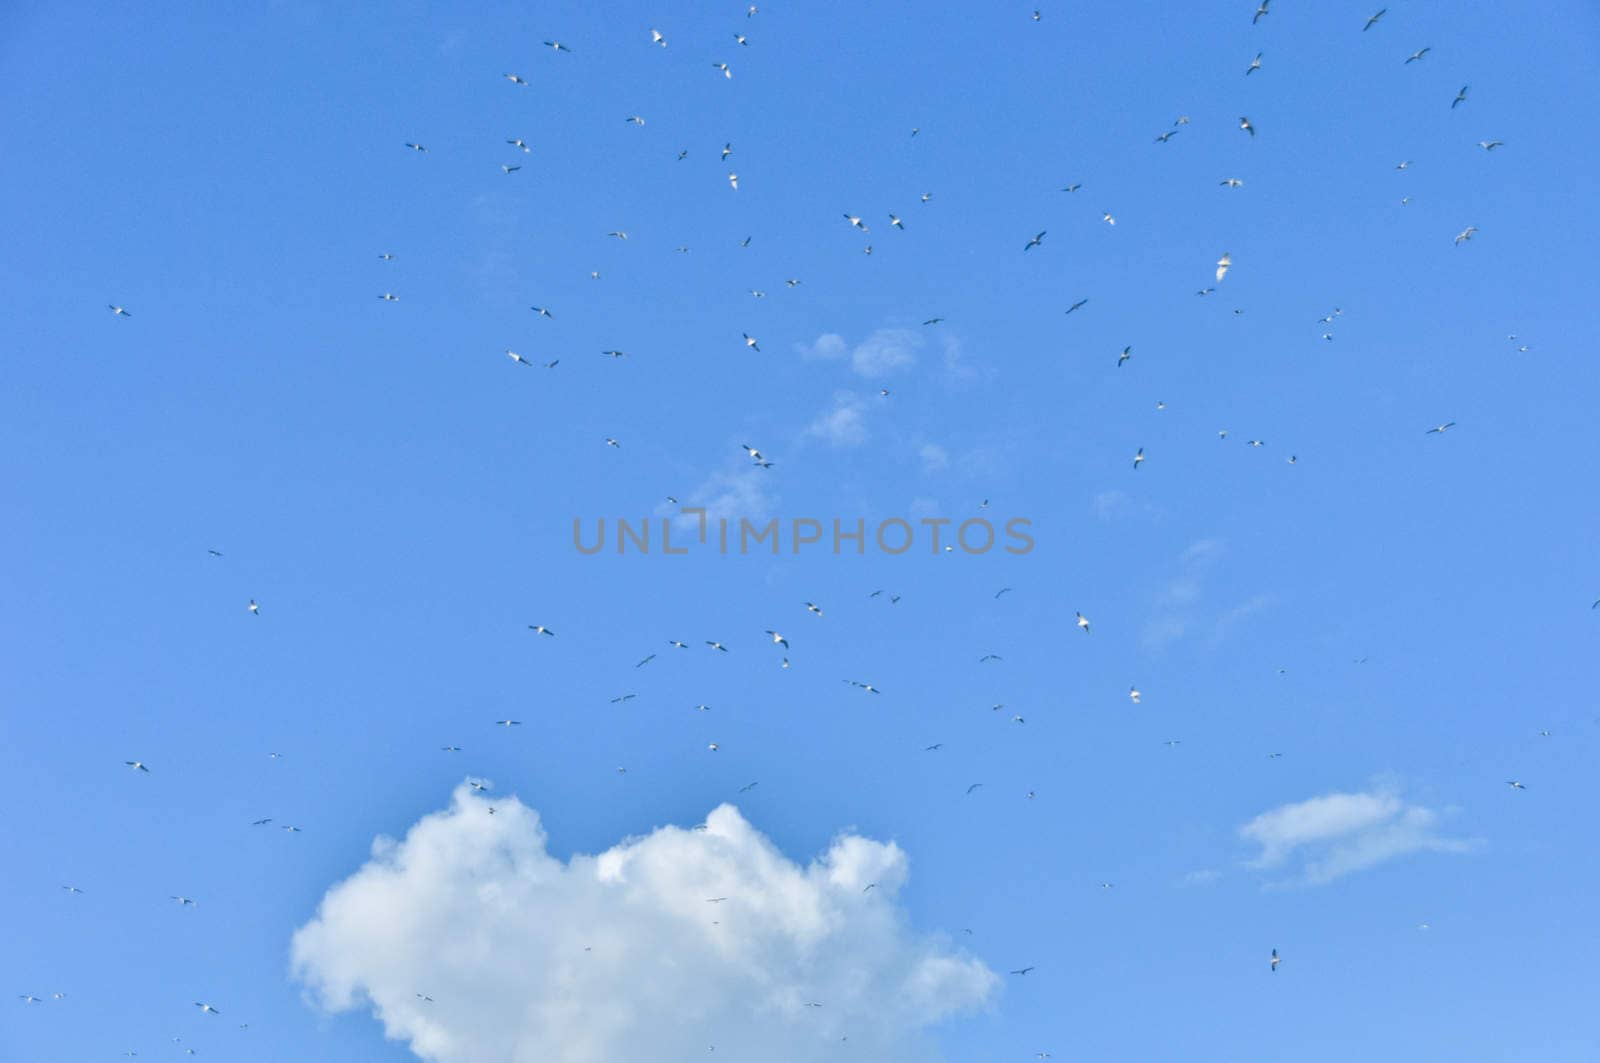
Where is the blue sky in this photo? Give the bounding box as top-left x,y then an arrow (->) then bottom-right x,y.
4,1 -> 1599,1060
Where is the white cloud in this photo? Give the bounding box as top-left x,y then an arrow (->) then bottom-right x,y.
805,392 -> 870,448
1091,490 -> 1131,521
292,787 -> 996,1063
850,328 -> 921,377
665,463 -> 777,531
938,336 -> 978,381
797,333 -> 847,361
918,443 -> 949,472
1142,540 -> 1272,650
1239,789 -> 1473,885
796,328 -> 931,379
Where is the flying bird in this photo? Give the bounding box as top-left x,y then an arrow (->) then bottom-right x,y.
1066,298 -> 1089,314
504,73 -> 528,85
1405,47 -> 1430,64
1425,422 -> 1456,434
1246,53 -> 1262,75
194,1003 -> 221,1015
1239,116 -> 1255,136
1076,611 -> 1091,633
125,760 -> 150,773
1133,447 -> 1145,469
1252,0 -> 1269,25
743,333 -> 760,352
1270,949 -> 1280,972
765,630 -> 789,649
404,142 -> 427,152
1507,781 -> 1527,790
1129,686 -> 1141,704
543,41 -> 571,53
1479,139 -> 1504,151
528,624 -> 556,636
1452,85 -> 1469,108
1454,226 -> 1478,245
1221,178 -> 1244,188
1363,8 -> 1386,31
713,62 -> 732,79
1010,966 -> 1035,975
1216,253 -> 1232,282
108,304 -> 131,317
650,29 -> 666,47
1023,231 -> 1047,251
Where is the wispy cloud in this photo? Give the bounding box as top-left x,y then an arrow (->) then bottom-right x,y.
850,328 -> 921,377
1239,788 -> 1474,886
1143,540 -> 1273,650
664,463 -> 777,529
805,392 -> 870,447
292,787 -> 996,1063
795,329 -> 921,378
797,333 -> 848,361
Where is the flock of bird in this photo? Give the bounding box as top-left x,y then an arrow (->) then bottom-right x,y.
20,3 -> 1583,1060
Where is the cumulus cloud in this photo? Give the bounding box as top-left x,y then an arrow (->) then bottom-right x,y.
291,788 -> 996,1063
1239,789 -> 1473,885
